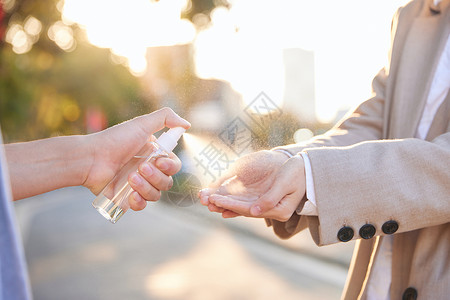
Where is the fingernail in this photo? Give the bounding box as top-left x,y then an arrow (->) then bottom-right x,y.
251,205 -> 262,216
131,174 -> 142,185
140,163 -> 153,176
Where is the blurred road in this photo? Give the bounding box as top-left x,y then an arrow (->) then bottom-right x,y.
13,187 -> 355,300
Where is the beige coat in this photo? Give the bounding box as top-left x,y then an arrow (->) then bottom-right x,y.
268,0 -> 450,299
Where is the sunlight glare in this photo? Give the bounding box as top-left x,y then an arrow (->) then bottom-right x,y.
62,0 -> 196,76
145,232 -> 311,300
48,21 -> 75,51
23,16 -> 42,39
6,23 -> 32,54
194,0 -> 411,123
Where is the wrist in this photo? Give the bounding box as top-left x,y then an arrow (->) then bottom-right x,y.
77,134 -> 96,187
50,135 -> 93,188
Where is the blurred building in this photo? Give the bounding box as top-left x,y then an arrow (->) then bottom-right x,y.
282,48 -> 316,125
142,44 -> 242,134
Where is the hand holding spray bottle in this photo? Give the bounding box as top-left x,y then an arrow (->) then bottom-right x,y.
92,127 -> 186,223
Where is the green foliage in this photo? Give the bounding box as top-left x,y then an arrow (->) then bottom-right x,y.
0,0 -> 228,142
0,0 -> 153,142
0,43 -> 152,142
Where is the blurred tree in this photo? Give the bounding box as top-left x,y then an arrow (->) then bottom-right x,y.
0,0 -> 152,142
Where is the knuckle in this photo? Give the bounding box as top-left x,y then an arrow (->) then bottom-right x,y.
260,199 -> 277,210
263,196 -> 278,205
148,190 -> 161,201
153,175 -> 165,188
145,172 -> 165,189
130,193 -> 146,211
142,187 -> 160,201
161,107 -> 174,115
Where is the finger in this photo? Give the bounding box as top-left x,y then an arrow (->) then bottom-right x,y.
129,172 -> 162,201
208,203 -> 226,213
211,191 -> 300,221
198,185 -> 227,206
222,211 -> 241,218
138,162 -> 173,191
129,191 -> 147,211
209,194 -> 253,216
135,107 -> 191,136
261,192 -> 306,222
248,185 -> 285,216
198,174 -> 241,206
198,188 -> 213,205
154,153 -> 181,176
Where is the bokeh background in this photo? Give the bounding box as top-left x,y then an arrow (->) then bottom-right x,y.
1,0 -> 409,299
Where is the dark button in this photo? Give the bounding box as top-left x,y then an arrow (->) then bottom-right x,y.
359,224 -> 376,239
402,287 -> 418,300
337,226 -> 354,242
382,220 -> 399,235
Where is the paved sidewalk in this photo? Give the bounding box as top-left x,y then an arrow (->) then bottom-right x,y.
13,187 -> 354,300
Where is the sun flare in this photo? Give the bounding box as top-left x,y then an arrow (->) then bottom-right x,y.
63,0 -> 410,122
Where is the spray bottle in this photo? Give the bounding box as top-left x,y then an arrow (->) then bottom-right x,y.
92,127 -> 186,223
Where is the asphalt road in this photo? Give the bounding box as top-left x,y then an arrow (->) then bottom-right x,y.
13,186 -> 354,300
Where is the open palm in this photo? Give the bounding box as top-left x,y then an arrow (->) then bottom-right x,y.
199,150 -> 288,217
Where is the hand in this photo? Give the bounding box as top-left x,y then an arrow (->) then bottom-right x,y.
83,107 -> 190,211
206,154 -> 306,222
198,150 -> 290,218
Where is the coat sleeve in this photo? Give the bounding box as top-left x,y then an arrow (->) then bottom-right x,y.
266,6 -> 418,244
305,132 -> 450,246
266,67 -> 388,240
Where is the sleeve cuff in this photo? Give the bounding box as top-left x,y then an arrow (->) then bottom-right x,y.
296,152 -> 318,216
272,148 -> 294,158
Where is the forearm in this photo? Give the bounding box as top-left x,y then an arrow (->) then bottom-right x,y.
5,135 -> 91,200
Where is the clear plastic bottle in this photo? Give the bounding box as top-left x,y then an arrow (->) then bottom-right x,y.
92,127 -> 186,224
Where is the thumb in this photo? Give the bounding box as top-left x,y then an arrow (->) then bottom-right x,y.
250,155 -> 305,216
249,181 -> 287,216
135,107 -> 191,136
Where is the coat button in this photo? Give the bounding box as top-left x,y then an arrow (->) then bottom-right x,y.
402,287 -> 417,300
382,220 -> 399,235
337,226 -> 354,242
359,224 -> 376,239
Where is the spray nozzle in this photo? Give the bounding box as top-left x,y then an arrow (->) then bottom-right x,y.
156,127 -> 186,153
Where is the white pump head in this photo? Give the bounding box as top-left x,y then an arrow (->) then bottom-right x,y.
156,127 -> 186,152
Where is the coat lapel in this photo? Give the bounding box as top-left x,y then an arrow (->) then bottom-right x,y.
388,0 -> 450,138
